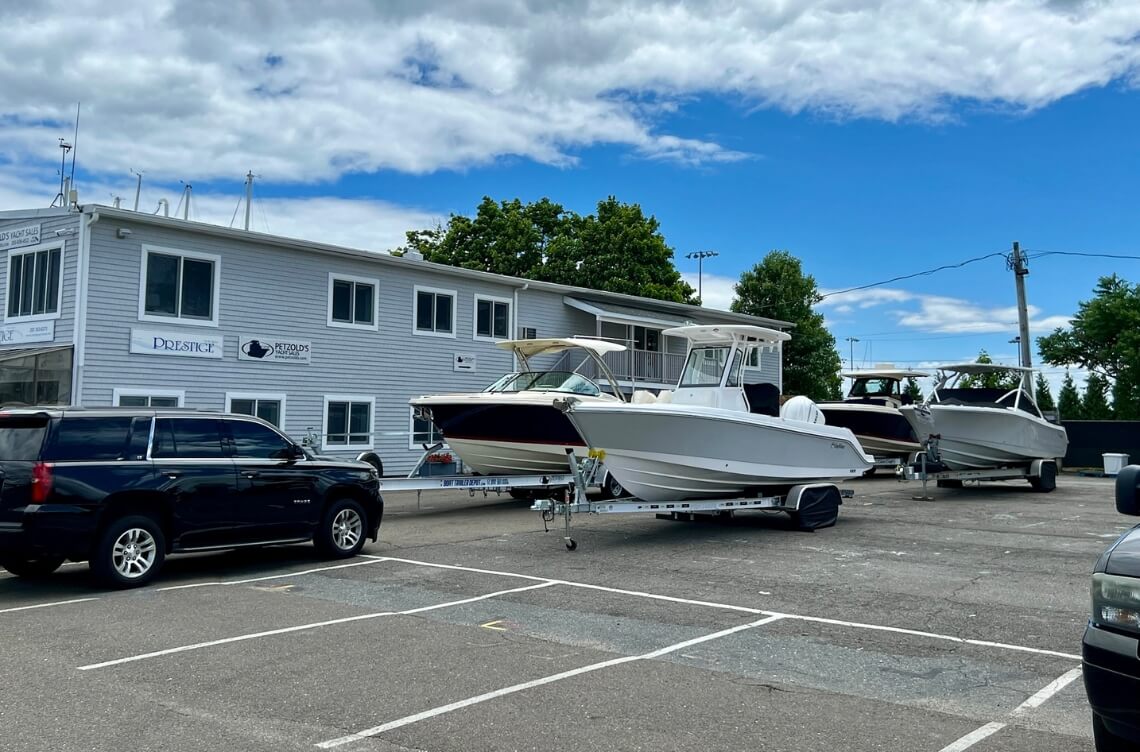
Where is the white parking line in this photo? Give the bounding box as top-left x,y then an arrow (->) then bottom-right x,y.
935,667 -> 1083,752
157,557 -> 393,591
76,581 -> 555,671
0,597 -> 98,614
315,614 -> 787,749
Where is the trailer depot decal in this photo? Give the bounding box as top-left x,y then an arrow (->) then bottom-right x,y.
238,335 -> 312,364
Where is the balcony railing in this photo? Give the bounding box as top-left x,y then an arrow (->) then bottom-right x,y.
561,348 -> 684,387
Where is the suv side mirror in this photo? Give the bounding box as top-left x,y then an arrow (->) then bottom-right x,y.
1115,465 -> 1140,516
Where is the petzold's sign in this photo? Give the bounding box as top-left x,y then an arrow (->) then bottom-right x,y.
130,328 -> 223,359
0,223 -> 42,252
238,335 -> 311,364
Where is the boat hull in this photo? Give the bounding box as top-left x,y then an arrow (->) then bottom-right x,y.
900,404 -> 1068,470
565,402 -> 873,502
817,401 -> 921,459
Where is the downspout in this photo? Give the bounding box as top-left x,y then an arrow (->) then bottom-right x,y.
70,208 -> 98,406
512,281 -> 529,372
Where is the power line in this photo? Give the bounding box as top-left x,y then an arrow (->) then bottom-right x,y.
1025,249 -> 1140,262
819,251 -> 1008,300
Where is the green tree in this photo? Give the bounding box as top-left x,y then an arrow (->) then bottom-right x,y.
1033,372 -> 1056,412
1038,274 -> 1140,419
1083,372 -> 1113,419
1057,371 -> 1084,420
904,377 -> 924,403
731,251 -> 842,400
399,196 -> 696,303
958,350 -> 1022,390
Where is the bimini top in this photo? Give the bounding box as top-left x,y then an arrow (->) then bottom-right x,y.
841,369 -> 928,380
936,363 -> 1033,375
661,324 -> 790,346
495,337 -> 627,358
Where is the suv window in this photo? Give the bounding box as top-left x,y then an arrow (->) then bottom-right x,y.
44,416 -> 135,461
152,418 -> 227,459
227,420 -> 294,460
0,414 -> 49,460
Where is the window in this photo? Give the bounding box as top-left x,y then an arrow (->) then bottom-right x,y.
113,388 -> 185,408
7,243 -> 62,320
327,273 -> 378,330
410,409 -> 444,448
226,392 -> 285,427
151,418 -> 227,459
226,419 -> 295,459
323,396 -> 374,450
138,246 -> 220,326
414,286 -> 456,337
474,295 -> 511,340
44,416 -> 135,461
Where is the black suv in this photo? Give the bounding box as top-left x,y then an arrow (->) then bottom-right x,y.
0,408 -> 383,588
1084,466 -> 1140,750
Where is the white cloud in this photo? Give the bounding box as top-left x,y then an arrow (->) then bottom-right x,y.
681,272 -> 736,311
2,0 -> 1139,185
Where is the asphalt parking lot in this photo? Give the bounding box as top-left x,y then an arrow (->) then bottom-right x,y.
1,473 -> 1126,751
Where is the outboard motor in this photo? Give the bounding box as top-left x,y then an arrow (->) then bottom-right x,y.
780,395 -> 826,424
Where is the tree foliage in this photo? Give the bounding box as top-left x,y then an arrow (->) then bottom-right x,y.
958,350 -> 1022,390
1057,371 -> 1084,420
1083,372 -> 1113,420
904,377 -> 924,403
1038,274 -> 1140,419
1033,373 -> 1055,412
730,251 -> 842,400
399,196 -> 697,303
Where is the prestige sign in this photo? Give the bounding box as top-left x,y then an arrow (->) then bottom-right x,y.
0,223 -> 42,251
0,321 -> 55,346
130,328 -> 224,359
238,335 -> 311,364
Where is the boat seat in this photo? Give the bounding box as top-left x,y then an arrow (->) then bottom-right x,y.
656,390 -> 673,403
743,383 -> 780,417
631,390 -> 657,404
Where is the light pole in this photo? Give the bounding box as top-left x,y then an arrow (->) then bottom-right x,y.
685,251 -> 719,303
1008,336 -> 1021,367
845,337 -> 860,371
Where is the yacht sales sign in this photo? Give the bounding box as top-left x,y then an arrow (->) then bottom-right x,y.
238,334 -> 311,364
130,328 -> 223,359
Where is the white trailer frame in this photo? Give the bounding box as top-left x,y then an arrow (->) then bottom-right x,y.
900,437 -> 1058,500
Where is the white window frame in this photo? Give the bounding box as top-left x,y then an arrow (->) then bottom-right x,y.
472,294 -> 512,342
321,394 -> 375,451
112,387 -> 186,407
413,285 -> 457,339
225,391 -> 287,427
137,244 -> 221,328
5,240 -> 65,323
408,407 -> 446,449
326,272 -> 379,331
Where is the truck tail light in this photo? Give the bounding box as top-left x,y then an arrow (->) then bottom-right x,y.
31,462 -> 53,504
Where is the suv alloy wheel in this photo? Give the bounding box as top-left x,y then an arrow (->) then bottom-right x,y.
315,499 -> 367,557
91,515 -> 167,588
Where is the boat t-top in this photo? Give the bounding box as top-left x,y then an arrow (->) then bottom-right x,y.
410,337 -> 627,475
817,368 -> 928,463
898,363 -> 1068,470
559,325 -> 873,502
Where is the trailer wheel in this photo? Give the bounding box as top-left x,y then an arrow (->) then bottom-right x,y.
1029,461 -> 1057,493
599,472 -> 625,500
936,479 -> 964,489
862,466 -> 877,478
788,485 -> 841,530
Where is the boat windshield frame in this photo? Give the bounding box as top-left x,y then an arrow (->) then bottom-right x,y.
678,346 -> 733,388
849,377 -> 903,399
931,371 -> 1044,418
482,370 -> 606,397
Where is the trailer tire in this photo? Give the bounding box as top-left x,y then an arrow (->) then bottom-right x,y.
788,485 -> 841,530
862,466 -> 877,478
936,479 -> 964,489
1029,461 -> 1057,493
599,472 -> 625,500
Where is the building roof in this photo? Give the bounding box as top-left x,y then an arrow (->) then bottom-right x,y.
29,204 -> 790,330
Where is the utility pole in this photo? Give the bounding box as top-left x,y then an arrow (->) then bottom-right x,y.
846,336 -> 860,371
685,250 -> 719,303
243,171 -> 254,231
1009,241 -> 1033,393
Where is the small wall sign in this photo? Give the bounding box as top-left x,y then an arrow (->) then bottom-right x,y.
0,222 -> 42,252
0,320 -> 55,347
454,353 -> 477,372
238,335 -> 312,364
130,328 -> 224,359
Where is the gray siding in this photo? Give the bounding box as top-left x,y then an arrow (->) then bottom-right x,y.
0,214 -> 80,350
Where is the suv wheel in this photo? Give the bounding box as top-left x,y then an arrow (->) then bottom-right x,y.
91,516 -> 166,589
315,499 -> 367,558
0,556 -> 65,579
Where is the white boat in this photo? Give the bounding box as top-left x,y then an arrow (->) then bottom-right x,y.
560,325 -> 873,501
898,364 -> 1068,470
410,337 -> 627,475
817,369 -> 928,460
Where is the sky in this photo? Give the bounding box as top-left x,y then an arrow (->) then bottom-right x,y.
3,0 -> 1140,397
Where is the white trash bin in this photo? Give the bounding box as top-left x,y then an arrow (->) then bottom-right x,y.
1103,453 -> 1130,476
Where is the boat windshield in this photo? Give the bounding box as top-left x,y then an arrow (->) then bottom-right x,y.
850,378 -> 900,398
679,347 -> 730,387
482,371 -> 603,396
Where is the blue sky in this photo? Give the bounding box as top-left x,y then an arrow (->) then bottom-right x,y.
3,1 -> 1140,396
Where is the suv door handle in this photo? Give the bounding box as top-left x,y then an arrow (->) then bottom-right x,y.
162,470 -> 183,478
241,470 -> 260,479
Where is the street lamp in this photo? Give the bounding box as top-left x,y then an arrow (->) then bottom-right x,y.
845,337 -> 860,371
685,250 -> 719,303
1008,336 -> 1021,367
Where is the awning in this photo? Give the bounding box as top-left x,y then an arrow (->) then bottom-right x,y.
564,297 -> 693,329
0,345 -> 72,364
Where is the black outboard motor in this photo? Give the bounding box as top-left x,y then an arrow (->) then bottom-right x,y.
1116,465 -> 1140,516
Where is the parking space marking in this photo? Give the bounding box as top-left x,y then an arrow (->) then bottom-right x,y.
0,597 -> 98,615
387,556 -> 1082,660
156,557 -> 393,591
315,614 -> 787,749
77,581 -> 555,671
935,667 -> 1083,752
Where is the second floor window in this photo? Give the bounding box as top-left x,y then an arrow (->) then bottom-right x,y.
475,297 -> 510,340
328,274 -> 378,329
415,287 -> 455,335
8,245 -> 62,319
142,248 -> 217,324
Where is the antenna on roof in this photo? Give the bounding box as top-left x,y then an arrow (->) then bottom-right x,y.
68,102 -> 81,205
244,170 -> 254,230
51,138 -> 72,208
131,169 -> 144,211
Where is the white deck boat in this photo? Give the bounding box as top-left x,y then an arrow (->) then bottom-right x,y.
410,338 -> 626,475
817,369 -> 928,461
898,364 -> 1068,470
560,325 -> 873,501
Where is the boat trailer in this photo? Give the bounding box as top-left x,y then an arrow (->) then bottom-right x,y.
531,450 -> 851,550
899,435 -> 1058,500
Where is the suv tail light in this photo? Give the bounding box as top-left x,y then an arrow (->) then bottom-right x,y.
31,462 -> 53,504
